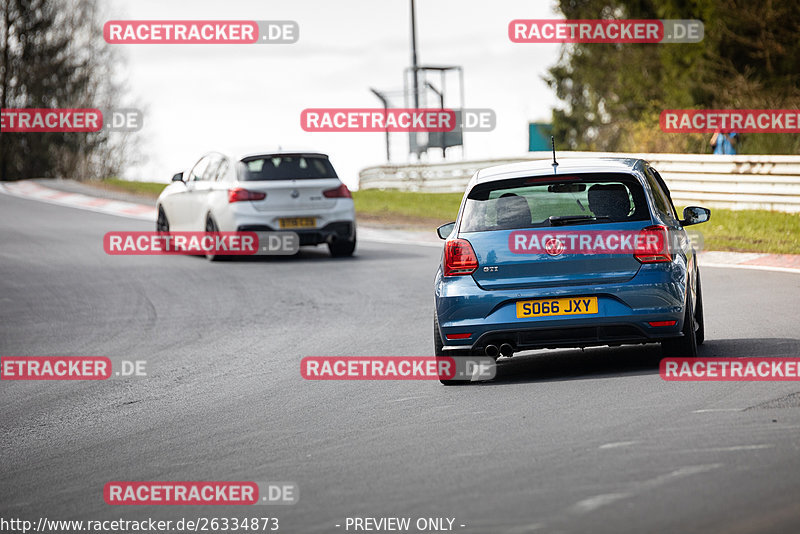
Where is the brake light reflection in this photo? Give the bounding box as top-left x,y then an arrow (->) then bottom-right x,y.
648,320 -> 677,327
445,333 -> 472,340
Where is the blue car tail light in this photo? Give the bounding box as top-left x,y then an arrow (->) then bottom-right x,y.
634,225 -> 672,263
444,239 -> 479,276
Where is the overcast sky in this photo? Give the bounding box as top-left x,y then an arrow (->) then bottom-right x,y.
107,0 -> 563,188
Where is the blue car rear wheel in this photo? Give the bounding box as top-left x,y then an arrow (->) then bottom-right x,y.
661,287 -> 698,357
434,314 -> 472,386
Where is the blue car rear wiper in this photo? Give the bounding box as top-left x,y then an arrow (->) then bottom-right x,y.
548,215 -> 612,226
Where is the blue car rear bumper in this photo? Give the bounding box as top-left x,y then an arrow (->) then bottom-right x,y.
435,262 -> 688,352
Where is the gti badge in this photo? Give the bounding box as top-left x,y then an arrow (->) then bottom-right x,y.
483,266 -> 498,272
545,237 -> 565,256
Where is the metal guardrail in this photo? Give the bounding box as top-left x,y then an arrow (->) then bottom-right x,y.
359,152 -> 800,212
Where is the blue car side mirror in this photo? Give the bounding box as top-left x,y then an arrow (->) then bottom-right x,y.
681,206 -> 711,226
437,222 -> 456,240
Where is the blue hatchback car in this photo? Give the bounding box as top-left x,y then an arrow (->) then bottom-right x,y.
433,158 -> 710,384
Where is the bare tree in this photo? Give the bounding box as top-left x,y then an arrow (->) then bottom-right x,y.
0,0 -> 138,180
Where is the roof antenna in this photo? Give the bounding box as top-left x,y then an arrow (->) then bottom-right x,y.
551,135 -> 559,174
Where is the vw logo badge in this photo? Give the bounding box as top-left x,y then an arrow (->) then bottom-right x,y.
544,238 -> 565,256
290,189 -> 300,199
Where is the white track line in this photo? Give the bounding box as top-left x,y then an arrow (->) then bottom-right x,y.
700,262 -> 800,275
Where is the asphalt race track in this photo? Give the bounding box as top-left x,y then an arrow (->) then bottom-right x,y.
2,191 -> 800,533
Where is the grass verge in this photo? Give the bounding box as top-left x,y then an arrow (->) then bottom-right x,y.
693,207 -> 800,255
100,178 -> 166,198
352,189 -> 463,227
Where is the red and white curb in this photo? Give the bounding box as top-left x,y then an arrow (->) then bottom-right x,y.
0,180 -> 155,221
698,251 -> 800,274
1,179 -> 798,271
0,180 -> 443,248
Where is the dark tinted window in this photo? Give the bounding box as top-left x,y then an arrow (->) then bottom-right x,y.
644,167 -> 677,221
649,167 -> 679,219
239,155 -> 337,181
461,173 -> 649,232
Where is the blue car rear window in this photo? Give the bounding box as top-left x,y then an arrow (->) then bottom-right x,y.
461,173 -> 649,232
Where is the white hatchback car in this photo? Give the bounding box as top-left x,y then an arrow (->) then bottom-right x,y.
156,150 -> 357,258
